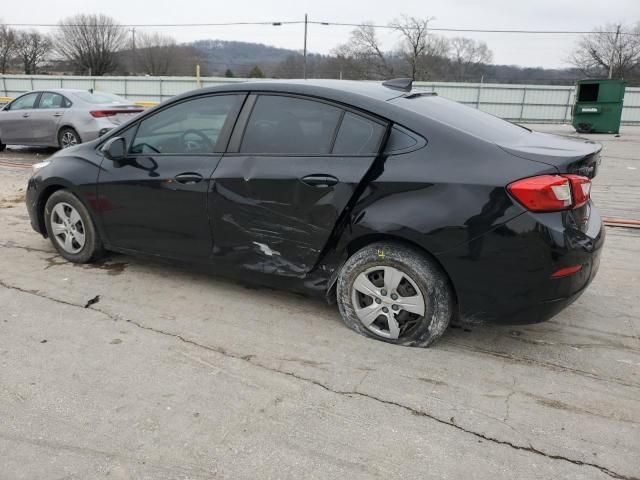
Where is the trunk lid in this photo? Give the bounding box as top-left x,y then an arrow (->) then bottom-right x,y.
498,132 -> 602,179
92,105 -> 144,125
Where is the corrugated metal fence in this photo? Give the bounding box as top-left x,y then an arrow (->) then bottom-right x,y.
1,74 -> 639,125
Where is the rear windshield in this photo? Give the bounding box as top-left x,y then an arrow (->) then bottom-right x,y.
73,91 -> 130,105
391,95 -> 530,143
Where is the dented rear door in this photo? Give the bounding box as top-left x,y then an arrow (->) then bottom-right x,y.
209,93 -> 387,276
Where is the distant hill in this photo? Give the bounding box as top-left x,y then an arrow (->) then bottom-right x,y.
189,40 -> 300,74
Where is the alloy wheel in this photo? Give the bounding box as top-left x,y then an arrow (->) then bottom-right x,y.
50,202 -> 86,254
351,266 -> 426,340
61,131 -> 78,148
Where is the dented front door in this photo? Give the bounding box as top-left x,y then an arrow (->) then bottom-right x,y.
209,155 -> 378,275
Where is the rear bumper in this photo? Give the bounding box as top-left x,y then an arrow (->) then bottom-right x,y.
77,118 -> 115,142
436,202 -> 604,324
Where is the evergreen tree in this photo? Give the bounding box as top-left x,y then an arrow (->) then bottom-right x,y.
248,65 -> 265,78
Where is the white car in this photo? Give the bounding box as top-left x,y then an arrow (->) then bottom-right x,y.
0,89 -> 143,150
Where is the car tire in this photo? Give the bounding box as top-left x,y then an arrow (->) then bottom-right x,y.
58,127 -> 81,149
337,242 -> 453,347
0,140 -> 5,152
44,190 -> 104,263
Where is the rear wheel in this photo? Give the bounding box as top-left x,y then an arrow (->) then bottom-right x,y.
58,127 -> 81,149
44,190 -> 103,263
337,242 -> 453,347
0,139 -> 5,151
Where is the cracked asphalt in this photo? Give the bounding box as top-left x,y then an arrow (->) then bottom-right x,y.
1,127 -> 640,479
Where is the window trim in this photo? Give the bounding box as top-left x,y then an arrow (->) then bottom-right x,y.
99,92 -> 247,157
227,92 -> 389,158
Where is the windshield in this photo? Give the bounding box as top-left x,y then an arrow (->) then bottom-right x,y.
73,91 -> 130,105
391,95 -> 531,143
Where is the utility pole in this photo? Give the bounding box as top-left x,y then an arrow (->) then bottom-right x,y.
131,28 -> 137,52
129,28 -> 137,74
303,14 -> 308,80
608,24 -> 621,79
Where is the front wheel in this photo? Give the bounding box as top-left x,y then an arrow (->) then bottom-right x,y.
44,190 -> 104,263
337,242 -> 453,347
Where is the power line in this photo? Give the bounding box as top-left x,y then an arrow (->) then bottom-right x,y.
309,21 -> 640,35
2,19 -> 639,35
2,21 -> 304,27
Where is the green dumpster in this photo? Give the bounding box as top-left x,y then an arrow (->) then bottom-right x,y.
572,79 -> 626,134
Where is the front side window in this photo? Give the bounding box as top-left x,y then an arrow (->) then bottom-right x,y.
39,92 -> 68,109
333,112 -> 385,155
240,95 -> 342,155
9,93 -> 39,110
130,95 -> 240,155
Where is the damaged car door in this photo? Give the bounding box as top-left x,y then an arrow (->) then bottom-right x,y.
97,94 -> 245,259
209,93 -> 387,275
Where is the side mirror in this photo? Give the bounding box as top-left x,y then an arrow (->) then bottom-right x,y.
103,137 -> 126,161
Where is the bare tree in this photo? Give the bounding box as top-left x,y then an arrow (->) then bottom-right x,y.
134,32 -> 178,75
337,23 -> 393,78
0,22 -> 17,73
570,23 -> 640,79
15,30 -> 51,74
390,15 -> 448,80
55,14 -> 127,75
449,37 -> 493,81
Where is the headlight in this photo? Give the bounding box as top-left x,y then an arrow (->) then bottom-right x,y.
32,161 -> 51,173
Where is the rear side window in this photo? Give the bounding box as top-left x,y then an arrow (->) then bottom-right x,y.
241,95 -> 342,155
385,126 -> 418,152
333,112 -> 385,155
39,92 -> 69,109
130,95 -> 240,155
9,93 -> 39,110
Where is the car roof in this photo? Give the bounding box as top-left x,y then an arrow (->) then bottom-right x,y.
25,88 -> 122,97
192,79 -> 407,105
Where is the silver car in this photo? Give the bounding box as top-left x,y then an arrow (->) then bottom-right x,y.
0,89 -> 144,150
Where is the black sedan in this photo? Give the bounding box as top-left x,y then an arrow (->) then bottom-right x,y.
26,79 -> 604,347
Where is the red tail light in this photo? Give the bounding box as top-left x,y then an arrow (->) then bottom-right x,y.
90,109 -> 143,118
507,174 -> 591,212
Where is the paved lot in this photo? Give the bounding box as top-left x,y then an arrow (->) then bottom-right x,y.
0,126 -> 639,479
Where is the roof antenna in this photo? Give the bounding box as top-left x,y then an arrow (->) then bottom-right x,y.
382,78 -> 413,92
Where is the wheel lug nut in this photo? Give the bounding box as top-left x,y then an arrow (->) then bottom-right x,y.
382,307 -> 389,313
381,289 -> 387,296
391,293 -> 398,300
392,305 -> 399,311
375,298 -> 382,304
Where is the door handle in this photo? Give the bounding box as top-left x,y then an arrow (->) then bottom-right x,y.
52,112 -> 63,117
174,172 -> 204,184
22,113 -> 30,118
301,174 -> 339,188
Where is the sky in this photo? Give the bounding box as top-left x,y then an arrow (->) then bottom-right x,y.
3,0 -> 639,69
